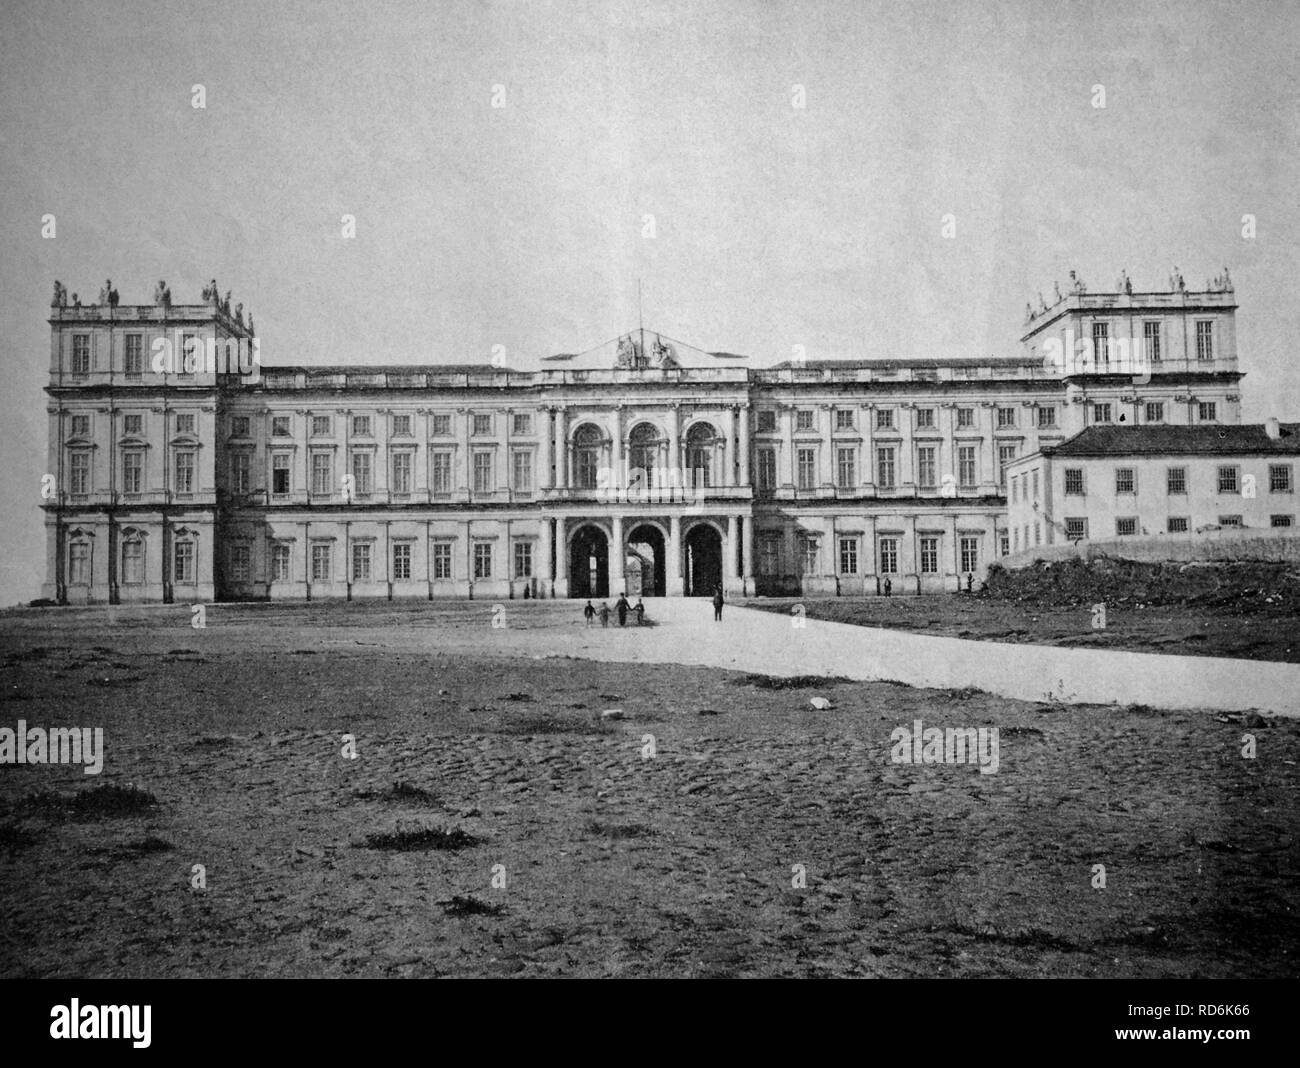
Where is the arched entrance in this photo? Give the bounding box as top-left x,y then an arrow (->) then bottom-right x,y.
625,523 -> 666,597
684,523 -> 722,597
569,525 -> 609,599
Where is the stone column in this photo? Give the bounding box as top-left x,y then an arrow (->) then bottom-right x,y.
542,407 -> 554,490
782,406 -> 796,488
737,403 -> 751,486
554,406 -> 568,490
554,517 -> 568,598
819,404 -> 834,487
539,515 -> 553,596
742,513 -> 756,595
667,404 -> 681,492
726,407 -> 737,487
667,513 -> 684,595
610,405 -> 623,491
609,514 -> 625,596
726,514 -> 742,594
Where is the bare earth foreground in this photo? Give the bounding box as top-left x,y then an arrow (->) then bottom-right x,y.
0,601 -> 1296,978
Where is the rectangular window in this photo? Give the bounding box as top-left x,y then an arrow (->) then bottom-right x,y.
1092,321 -> 1109,364
799,536 -> 819,575
1270,464 -> 1293,493
352,415 -> 372,437
392,414 -> 412,436
797,447 -> 816,490
1198,402 -> 1217,422
175,413 -> 195,435
392,452 -> 412,494
432,543 -> 452,580
999,533 -> 1010,557
1065,518 -> 1088,542
311,544 -> 331,582
174,452 -> 195,494
72,335 -> 90,375
835,409 -> 854,430
124,334 -> 143,377
351,451 -> 372,495
1271,515 -> 1294,528
68,542 -> 90,584
958,446 -> 976,489
957,408 -> 974,429
757,410 -> 776,432
838,538 -> 858,575
919,536 -> 938,574
836,447 -> 855,488
230,451 -> 250,494
1033,522 -> 1041,546
998,445 -> 1017,487
512,451 -> 533,492
512,413 -> 532,436
1037,406 -> 1057,429
513,541 -> 532,579
70,414 -> 90,438
1167,517 -> 1189,533
311,453 -> 332,495
230,415 -> 250,437
351,548 -> 371,582
758,535 -> 780,576
432,452 -> 452,495
1218,515 -> 1243,528
229,544 -> 251,583
878,538 -> 898,575
915,408 -> 935,429
272,454 -> 291,495
1064,468 -> 1084,495
757,448 -> 777,491
122,451 -> 143,494
473,451 -> 493,494
173,542 -> 194,583
1116,517 -> 1137,536
272,416 -> 291,437
393,543 -> 412,581
960,536 -> 979,573
1218,465 -> 1239,494
432,414 -> 452,436
272,543 -> 291,582
473,542 -> 492,579
795,409 -> 814,432
1031,469 -> 1039,499
917,446 -> 936,489
1196,320 -> 1214,361
1116,468 -> 1135,494
473,414 -> 493,436
1167,467 -> 1187,495
1093,403 -> 1112,424
311,415 -> 331,437
1143,321 -> 1161,363
996,407 -> 1015,429
876,409 -> 894,430
1144,402 -> 1165,423
876,447 -> 895,490
122,539 -> 144,584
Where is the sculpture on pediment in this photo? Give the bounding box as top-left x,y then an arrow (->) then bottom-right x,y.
51,280 -> 67,308
1053,280 -> 1062,304
223,290 -> 232,314
1168,266 -> 1185,292
72,293 -> 81,306
1117,269 -> 1132,294
1037,291 -> 1048,313
1068,270 -> 1086,294
154,280 -> 171,305
202,279 -> 220,304
98,278 -> 118,306
616,333 -> 643,369
651,334 -> 679,369
234,302 -> 243,323
1024,302 -> 1034,324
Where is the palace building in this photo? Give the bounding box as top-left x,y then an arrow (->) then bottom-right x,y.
41,271 -> 1245,604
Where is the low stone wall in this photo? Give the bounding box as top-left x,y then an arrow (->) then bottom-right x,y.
1001,529 -> 1300,569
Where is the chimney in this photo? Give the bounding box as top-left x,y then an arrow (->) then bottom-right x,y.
1266,417 -> 1280,440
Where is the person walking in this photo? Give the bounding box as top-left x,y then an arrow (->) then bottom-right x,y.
615,593 -> 630,627
883,577 -> 892,598
712,584 -> 724,622
583,600 -> 595,627
598,601 -> 611,628
633,598 -> 645,625
965,572 -> 973,593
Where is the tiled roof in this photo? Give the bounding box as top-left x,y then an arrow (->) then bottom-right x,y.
1047,424 -> 1300,457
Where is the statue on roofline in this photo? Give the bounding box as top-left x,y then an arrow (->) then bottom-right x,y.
51,280 -> 67,308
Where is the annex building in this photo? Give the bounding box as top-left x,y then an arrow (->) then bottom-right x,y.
41,271 -> 1245,604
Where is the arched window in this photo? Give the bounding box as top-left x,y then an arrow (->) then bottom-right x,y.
574,424 -> 603,490
686,423 -> 720,488
628,422 -> 661,478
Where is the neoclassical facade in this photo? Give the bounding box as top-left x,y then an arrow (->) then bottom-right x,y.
41,273 -> 1245,603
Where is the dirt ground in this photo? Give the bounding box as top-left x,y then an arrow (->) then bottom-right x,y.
0,602 -> 1296,978
744,595 -> 1300,663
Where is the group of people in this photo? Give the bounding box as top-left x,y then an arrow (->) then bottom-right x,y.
584,594 -> 646,627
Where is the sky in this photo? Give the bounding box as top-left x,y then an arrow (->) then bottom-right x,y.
1,0 -> 1297,605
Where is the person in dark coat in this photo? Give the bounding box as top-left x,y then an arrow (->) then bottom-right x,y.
633,598 -> 645,625
965,572 -> 973,593
583,600 -> 595,627
883,577 -> 892,597
598,602 -> 611,627
615,593 -> 630,626
712,584 -> 724,622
